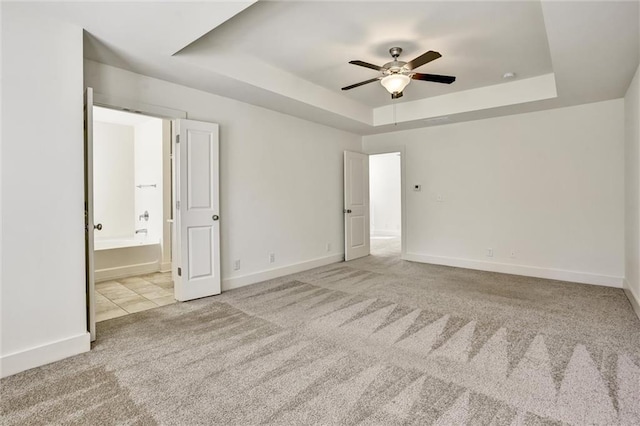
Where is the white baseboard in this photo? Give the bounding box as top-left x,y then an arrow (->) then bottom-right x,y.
222,253 -> 344,291
623,279 -> 640,320
1,332 -> 90,378
95,261 -> 159,282
403,253 -> 623,288
159,262 -> 172,273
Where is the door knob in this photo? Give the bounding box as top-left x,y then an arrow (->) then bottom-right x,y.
212,215 -> 219,221
94,223 -> 103,231
344,209 -> 352,214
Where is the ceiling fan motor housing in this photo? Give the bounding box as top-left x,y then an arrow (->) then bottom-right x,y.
389,47 -> 403,58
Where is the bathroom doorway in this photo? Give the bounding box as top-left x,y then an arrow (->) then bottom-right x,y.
91,106 -> 175,322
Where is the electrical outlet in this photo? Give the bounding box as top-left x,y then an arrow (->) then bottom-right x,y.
326,242 -> 332,252
486,248 -> 493,257
269,253 -> 276,264
436,194 -> 444,202
234,259 -> 241,271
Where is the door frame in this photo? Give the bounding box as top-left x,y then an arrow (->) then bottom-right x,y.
85,92 -> 187,338
364,146 -> 407,259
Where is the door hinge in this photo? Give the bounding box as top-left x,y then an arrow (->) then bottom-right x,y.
177,267 -> 182,277
176,135 -> 180,144
176,200 -> 180,210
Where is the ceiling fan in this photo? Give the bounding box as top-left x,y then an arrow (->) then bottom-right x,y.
342,47 -> 456,99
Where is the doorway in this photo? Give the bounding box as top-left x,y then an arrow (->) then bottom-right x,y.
91,106 -> 174,322
369,152 -> 402,257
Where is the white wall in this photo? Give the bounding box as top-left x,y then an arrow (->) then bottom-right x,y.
84,60 -> 362,290
369,153 -> 401,236
364,100 -> 625,287
134,118 -> 163,242
1,5 -> 89,377
624,64 -> 640,315
93,121 -> 135,239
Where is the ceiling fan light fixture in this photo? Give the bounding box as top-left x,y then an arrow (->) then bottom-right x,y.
381,74 -> 411,95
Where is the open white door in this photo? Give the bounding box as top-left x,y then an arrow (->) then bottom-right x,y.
173,119 -> 221,301
83,88 -> 96,341
344,151 -> 370,261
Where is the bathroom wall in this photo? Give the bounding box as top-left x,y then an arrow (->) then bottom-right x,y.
93,121 -> 135,239
134,118 -> 164,242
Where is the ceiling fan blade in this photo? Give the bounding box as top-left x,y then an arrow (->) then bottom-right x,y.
349,60 -> 384,71
341,77 -> 382,91
412,73 -> 456,84
406,50 -> 442,70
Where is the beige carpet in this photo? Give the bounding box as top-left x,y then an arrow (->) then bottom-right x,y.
2,238 -> 639,425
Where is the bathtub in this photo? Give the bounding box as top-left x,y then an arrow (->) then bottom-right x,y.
94,237 -> 163,281
94,236 -> 159,251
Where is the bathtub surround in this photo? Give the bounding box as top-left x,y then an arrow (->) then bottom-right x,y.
2,241 -> 638,424
133,117 -> 164,244
94,244 -> 162,282
160,119 -> 172,273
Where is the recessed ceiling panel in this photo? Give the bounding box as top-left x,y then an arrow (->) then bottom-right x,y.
182,1 -> 553,107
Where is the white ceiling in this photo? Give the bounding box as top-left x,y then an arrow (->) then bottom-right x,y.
185,1 -> 553,107
31,1 -> 640,135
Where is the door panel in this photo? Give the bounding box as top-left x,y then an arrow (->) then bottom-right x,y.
187,226 -> 213,279
187,134 -> 213,209
174,119 -> 220,301
344,151 -> 370,261
83,87 -> 96,342
350,216 -> 366,247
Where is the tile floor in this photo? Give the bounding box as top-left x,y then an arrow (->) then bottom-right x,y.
95,272 -> 175,322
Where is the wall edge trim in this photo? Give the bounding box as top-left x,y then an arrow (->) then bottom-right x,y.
222,253 -> 344,291
1,332 -> 90,378
403,252 -> 623,288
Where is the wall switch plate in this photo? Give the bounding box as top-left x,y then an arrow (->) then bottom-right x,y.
269,253 -> 276,263
234,259 -> 241,271
413,184 -> 421,191
486,248 -> 493,257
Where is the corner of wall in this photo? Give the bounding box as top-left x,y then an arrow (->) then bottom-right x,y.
623,279 -> 640,320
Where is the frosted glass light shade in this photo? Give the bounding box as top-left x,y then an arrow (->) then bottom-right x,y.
381,74 -> 411,94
